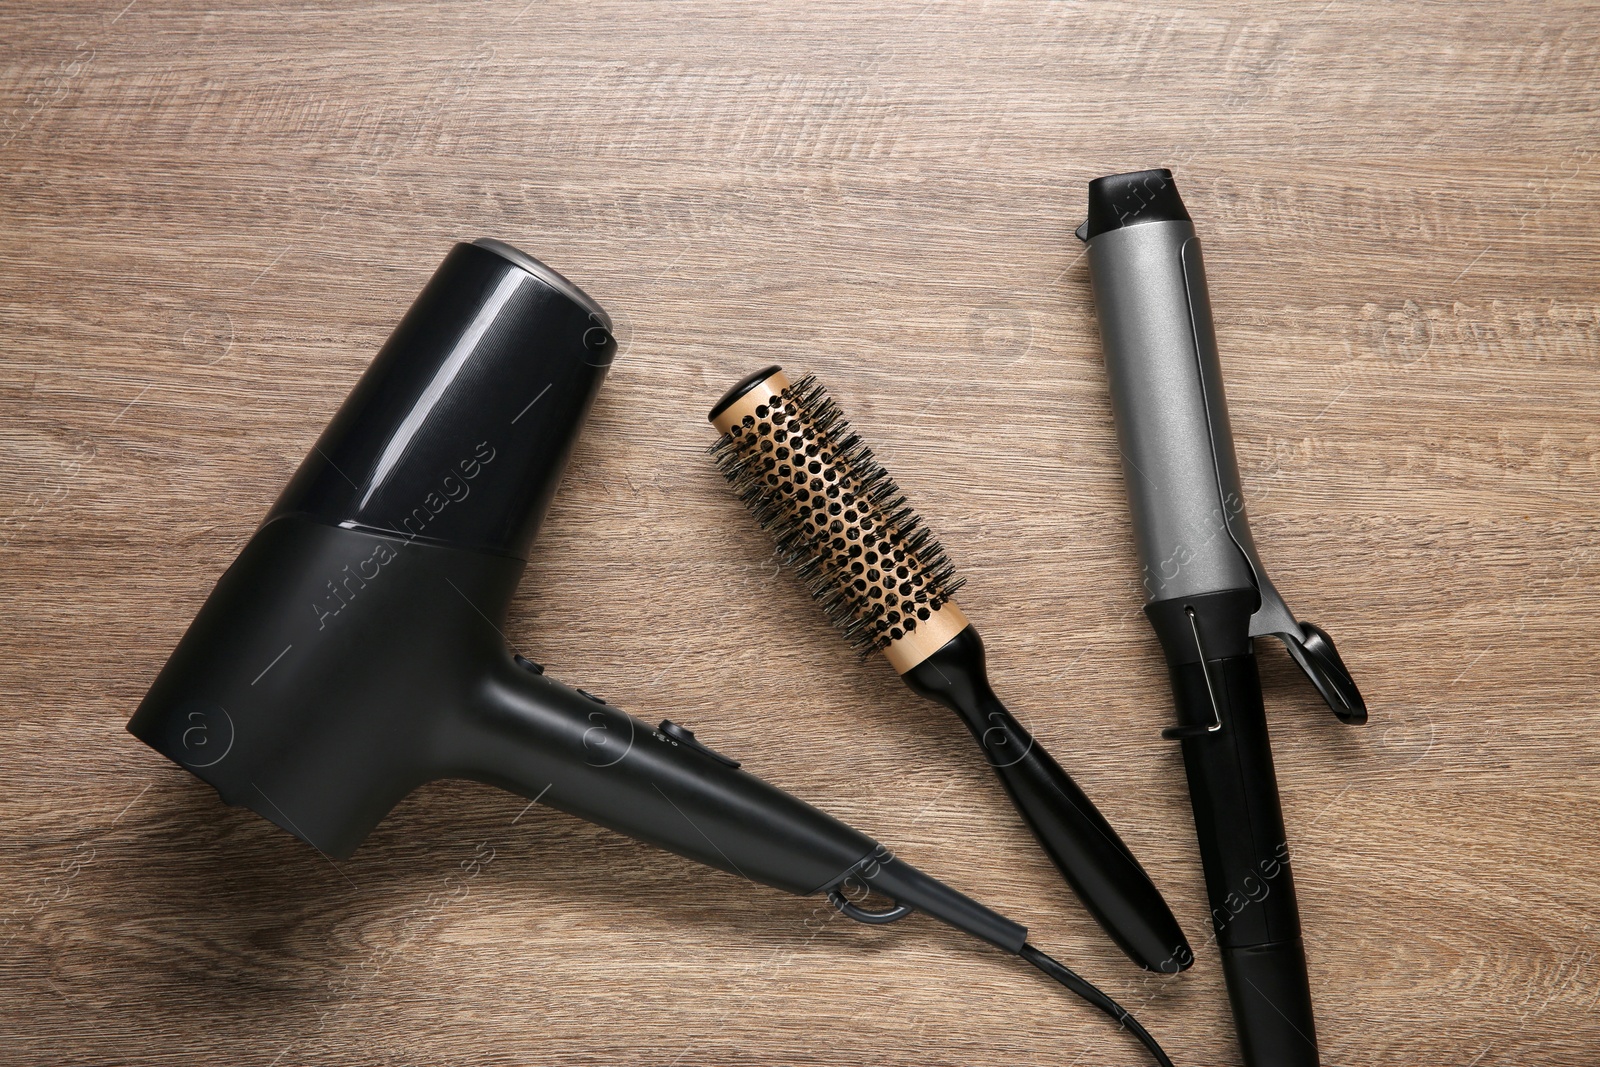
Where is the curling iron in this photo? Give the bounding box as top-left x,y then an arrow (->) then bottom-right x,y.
128,239 -> 1178,1065
1076,169 -> 1367,1067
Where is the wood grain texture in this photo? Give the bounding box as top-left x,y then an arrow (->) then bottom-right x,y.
2,2 -> 1597,1063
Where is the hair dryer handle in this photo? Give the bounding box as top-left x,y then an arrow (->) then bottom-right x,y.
448,658 -> 1033,952
447,659 -> 880,897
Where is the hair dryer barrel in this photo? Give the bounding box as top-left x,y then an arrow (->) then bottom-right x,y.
129,239 -> 619,854
1078,172 -> 1258,604
268,238 -> 616,559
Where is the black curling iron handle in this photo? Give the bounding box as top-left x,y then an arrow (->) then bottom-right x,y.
904,627 -> 1192,973
1168,650 -> 1319,1067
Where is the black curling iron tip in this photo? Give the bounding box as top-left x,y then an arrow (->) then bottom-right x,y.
1077,168 -> 1191,243
708,364 -> 784,421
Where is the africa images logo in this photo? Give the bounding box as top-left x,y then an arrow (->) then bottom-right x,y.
175,699 -> 234,769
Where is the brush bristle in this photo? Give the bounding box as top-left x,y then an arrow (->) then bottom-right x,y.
710,374 -> 965,657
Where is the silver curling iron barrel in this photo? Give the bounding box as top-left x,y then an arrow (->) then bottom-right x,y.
1076,169 -> 1367,1067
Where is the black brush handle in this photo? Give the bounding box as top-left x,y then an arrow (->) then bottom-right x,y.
903,625 -> 1192,973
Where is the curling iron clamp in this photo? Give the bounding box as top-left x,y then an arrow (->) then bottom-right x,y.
1077,168 -> 1366,1067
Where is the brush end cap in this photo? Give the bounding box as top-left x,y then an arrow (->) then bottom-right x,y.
709,365 -> 788,433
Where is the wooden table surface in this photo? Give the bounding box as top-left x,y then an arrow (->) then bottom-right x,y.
3,2 -> 1597,1064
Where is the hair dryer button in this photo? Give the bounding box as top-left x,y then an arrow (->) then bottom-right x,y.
513,654 -> 545,675
656,721 -> 741,769
659,720 -> 696,743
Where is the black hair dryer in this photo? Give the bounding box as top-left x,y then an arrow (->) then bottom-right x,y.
128,239 -> 1025,946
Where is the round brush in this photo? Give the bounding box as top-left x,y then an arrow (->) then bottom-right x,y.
708,366 -> 1192,975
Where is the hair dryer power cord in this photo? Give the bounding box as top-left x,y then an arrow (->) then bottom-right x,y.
1019,942 -> 1175,1067
828,888 -> 1176,1065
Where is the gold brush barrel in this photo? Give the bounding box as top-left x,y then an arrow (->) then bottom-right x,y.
709,367 -> 969,673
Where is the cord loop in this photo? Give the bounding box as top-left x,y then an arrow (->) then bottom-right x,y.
826,887 -> 913,925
